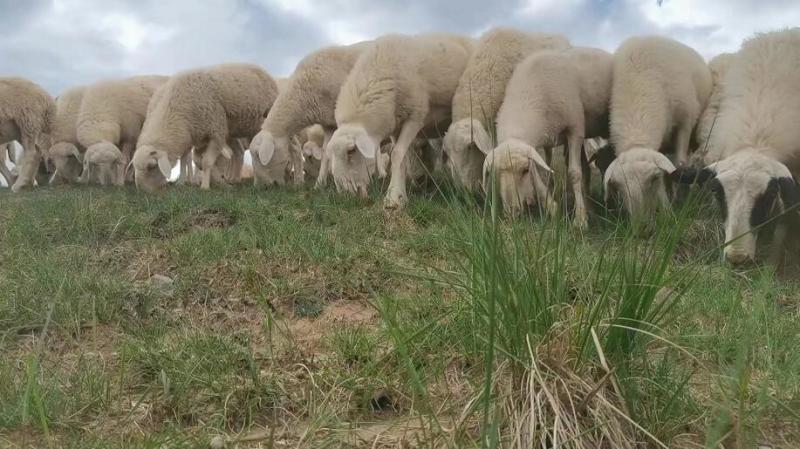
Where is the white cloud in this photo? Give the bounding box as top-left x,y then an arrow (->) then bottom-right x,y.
1,0 -> 799,96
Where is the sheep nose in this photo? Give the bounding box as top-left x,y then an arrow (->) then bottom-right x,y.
725,249 -> 754,266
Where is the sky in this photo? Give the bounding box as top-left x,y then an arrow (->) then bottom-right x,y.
2,0 -> 799,95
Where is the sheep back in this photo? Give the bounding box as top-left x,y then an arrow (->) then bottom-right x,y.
610,36 -> 711,154
0,77 -> 55,143
451,28 -> 571,125
76,75 -> 168,148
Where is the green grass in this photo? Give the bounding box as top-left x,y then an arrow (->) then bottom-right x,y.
0,180 -> 798,448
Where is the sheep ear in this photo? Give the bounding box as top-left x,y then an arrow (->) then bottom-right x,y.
355,133 -> 378,159
220,145 -> 233,160
603,159 -> 619,195
472,125 -> 493,155
311,144 -> 323,161
777,177 -> 800,212
257,138 -> 275,165
157,155 -> 172,179
652,152 -> 677,174
589,143 -> 616,174
526,147 -> 553,174
71,146 -> 83,162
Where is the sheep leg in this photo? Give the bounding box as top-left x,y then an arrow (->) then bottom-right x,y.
117,141 -> 133,184
200,141 -> 223,190
385,120 -> 424,210
315,129 -> 334,189
11,135 -> 40,192
177,151 -> 190,185
568,133 -> 589,230
672,122 -> 694,204
232,139 -> 245,183
0,157 -> 15,186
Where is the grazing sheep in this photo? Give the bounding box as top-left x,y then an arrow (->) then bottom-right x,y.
328,33 -> 473,206
48,86 -> 86,184
483,47 -> 613,228
442,28 -> 570,192
77,75 -> 167,185
604,36 -> 711,225
0,77 -> 55,192
250,42 -> 371,187
81,141 -> 124,186
693,52 -> 738,164
133,63 -> 278,191
676,29 -> 800,266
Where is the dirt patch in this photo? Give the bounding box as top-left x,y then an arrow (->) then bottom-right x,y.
285,299 -> 378,357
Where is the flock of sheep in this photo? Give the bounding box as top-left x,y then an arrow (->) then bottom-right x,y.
1,27 -> 799,267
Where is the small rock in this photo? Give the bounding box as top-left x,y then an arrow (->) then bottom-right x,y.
149,274 -> 175,297
209,435 -> 225,449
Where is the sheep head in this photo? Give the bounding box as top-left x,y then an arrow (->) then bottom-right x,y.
483,139 -> 553,218
329,124 -> 381,198
603,147 -> 676,229
250,130 -> 291,186
675,150 -> 798,266
443,118 -> 493,192
49,142 -> 84,183
83,141 -> 125,187
132,144 -> 171,191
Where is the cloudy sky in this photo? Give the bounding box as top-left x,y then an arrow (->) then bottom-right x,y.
1,0 -> 799,95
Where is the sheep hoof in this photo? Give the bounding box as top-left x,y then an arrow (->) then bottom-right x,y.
384,191 -> 408,210
573,215 -> 589,232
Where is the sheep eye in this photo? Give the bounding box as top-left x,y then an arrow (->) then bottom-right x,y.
347,147 -> 357,155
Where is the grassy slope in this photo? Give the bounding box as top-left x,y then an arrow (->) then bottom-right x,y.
0,183 -> 797,448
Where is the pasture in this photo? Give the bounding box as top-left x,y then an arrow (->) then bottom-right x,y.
0,179 -> 798,448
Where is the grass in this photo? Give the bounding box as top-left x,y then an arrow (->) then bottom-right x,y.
0,176 -> 798,448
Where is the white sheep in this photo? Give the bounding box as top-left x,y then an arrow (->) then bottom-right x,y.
133,63 -> 278,191
250,42 -> 371,187
0,77 -> 55,192
328,33 -> 473,206
81,141 -> 124,186
442,27 -> 570,192
693,52 -> 738,164
77,75 -> 168,185
604,36 -> 711,225
48,86 -> 86,184
675,28 -> 800,266
483,47 -> 613,228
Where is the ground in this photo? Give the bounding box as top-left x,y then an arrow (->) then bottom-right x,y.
0,180 -> 798,449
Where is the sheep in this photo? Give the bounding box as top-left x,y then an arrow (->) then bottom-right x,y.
442,28 -> 570,192
133,63 -> 278,191
48,86 -> 86,184
693,52 -> 738,164
604,36 -> 712,226
482,47 -> 613,229
249,42 -> 371,187
0,77 -> 55,192
77,75 -> 168,185
81,141 -> 124,186
328,33 -> 474,206
674,29 -> 800,266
